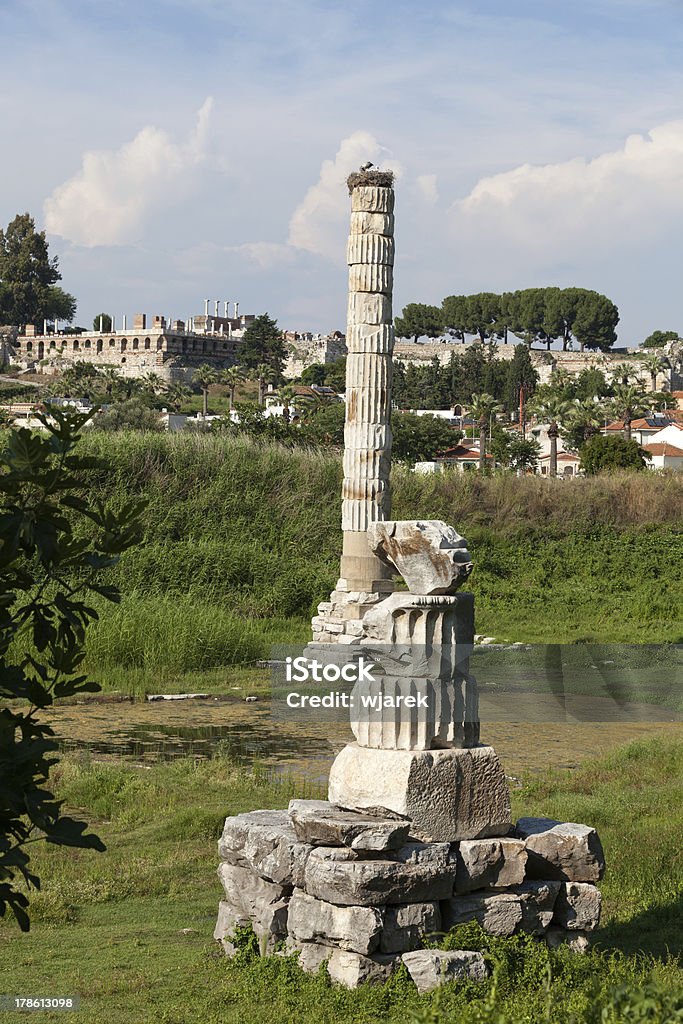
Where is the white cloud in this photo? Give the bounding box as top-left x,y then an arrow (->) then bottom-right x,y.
288,131 -> 399,260
229,241 -> 296,269
44,98 -> 213,246
415,173 -> 439,205
452,120 -> 683,250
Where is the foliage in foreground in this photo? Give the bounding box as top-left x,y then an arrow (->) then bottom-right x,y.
0,411 -> 144,928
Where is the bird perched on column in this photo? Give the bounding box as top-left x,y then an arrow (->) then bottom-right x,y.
360,161 -> 374,171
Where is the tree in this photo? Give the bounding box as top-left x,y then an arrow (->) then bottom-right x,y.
527,394 -> 572,477
251,363 -> 276,407
641,330 -> 679,350
220,366 -> 245,412
278,385 -> 299,423
441,295 -> 468,342
300,363 -> 326,386
193,364 -> 218,417
239,314 -> 286,373
506,344 -> 538,419
324,357 -> 347,393
544,287 -> 581,351
394,303 -> 443,343
463,293 -> 500,343
610,384 -> 648,441
391,412 -> 461,465
298,402 -> 345,446
93,399 -> 163,432
0,214 -> 76,327
0,410 -> 144,929
639,352 -> 669,393
165,382 -> 191,414
572,291 -> 619,352
469,392 -> 503,472
563,398 -> 605,451
92,313 -> 112,332
580,434 -> 650,474
508,437 -> 541,473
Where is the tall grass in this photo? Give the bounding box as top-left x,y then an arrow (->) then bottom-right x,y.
30,432 -> 682,689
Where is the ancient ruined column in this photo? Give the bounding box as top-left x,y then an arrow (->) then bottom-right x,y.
340,171 -> 396,594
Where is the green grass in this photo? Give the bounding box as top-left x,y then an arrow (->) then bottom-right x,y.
0,735 -> 681,1023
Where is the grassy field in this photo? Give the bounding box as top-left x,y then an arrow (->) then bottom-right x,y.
12,431 -> 676,696
0,734 -> 681,1023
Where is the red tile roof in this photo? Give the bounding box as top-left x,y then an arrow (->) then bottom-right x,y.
643,443 -> 683,457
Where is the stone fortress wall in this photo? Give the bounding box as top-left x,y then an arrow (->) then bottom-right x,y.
393,341 -> 672,390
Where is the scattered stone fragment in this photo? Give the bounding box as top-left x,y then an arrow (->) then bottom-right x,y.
553,882 -> 602,931
380,902 -> 441,954
545,927 -> 591,953
288,799 -> 410,852
326,949 -> 399,988
515,818 -> 605,882
303,843 -> 454,906
441,892 -> 522,937
288,890 -> 382,956
455,838 -> 527,892
218,810 -> 311,887
402,949 -> 488,993
368,520 -> 473,595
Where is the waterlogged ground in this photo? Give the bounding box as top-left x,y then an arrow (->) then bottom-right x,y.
47,692 -> 682,785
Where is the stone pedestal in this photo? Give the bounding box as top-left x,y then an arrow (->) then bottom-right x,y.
328,744 -> 511,842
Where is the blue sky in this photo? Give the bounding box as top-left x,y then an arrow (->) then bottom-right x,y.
2,0 -> 683,344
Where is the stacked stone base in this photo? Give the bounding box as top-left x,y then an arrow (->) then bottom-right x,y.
311,583 -> 388,644
214,802 -> 604,991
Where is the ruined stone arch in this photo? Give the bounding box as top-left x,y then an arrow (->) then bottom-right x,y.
133,338 -> 139,351
121,338 -> 128,352
155,338 -> 162,350
109,338 -> 116,348
37,341 -> 44,359
97,339 -> 103,353
26,341 -> 33,353
84,338 -> 91,348
144,337 -> 150,350
73,339 -> 80,351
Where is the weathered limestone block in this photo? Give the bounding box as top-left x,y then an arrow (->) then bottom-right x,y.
347,234 -> 395,266
515,819 -> 605,882
380,901 -> 441,953
455,838 -> 528,893
288,799 -> 410,851
344,351 -> 392,393
444,882 -> 559,938
217,809 -> 310,886
368,520 -> 473,595
328,744 -> 511,842
348,264 -> 393,294
288,889 -> 382,955
351,185 -> 395,214
214,899 -> 248,955
349,211 -> 395,236
344,384 -> 391,425
344,422 -> 393,451
509,881 -> 561,935
402,949 -> 489,993
327,949 -> 399,988
347,292 -> 392,326
302,843 -> 454,906
545,927 -> 591,953
343,446 -> 391,486
345,322 -> 394,353
442,892 -> 523,937
553,882 -> 602,931
216,864 -> 290,950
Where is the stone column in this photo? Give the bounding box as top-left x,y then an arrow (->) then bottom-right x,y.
340,174 -> 395,595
